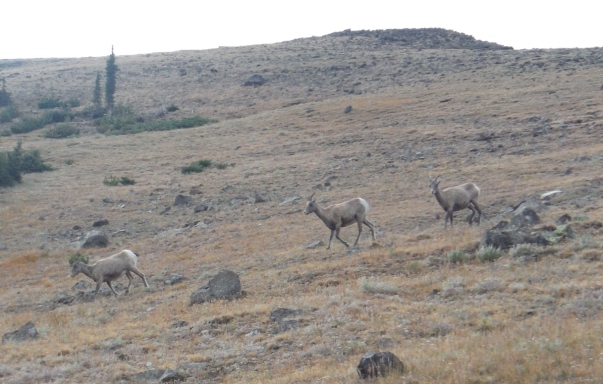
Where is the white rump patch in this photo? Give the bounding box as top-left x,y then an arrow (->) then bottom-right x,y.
475,185 -> 481,196
359,198 -> 370,212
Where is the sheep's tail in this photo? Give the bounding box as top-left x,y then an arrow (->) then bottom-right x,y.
475,184 -> 481,196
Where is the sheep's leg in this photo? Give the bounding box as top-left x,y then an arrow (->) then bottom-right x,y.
446,209 -> 453,228
125,271 -> 133,294
129,267 -> 149,288
106,281 -> 119,297
363,218 -> 376,241
471,200 -> 483,225
335,226 -> 350,248
326,230 -> 335,249
466,205 -> 476,225
94,281 -> 102,301
353,220 -> 363,247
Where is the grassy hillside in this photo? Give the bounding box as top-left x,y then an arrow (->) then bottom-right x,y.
1,29 -> 603,383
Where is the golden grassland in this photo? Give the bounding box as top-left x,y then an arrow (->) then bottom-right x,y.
1,37 -> 603,382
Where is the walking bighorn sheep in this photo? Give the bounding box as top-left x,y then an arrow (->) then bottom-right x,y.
304,193 -> 376,250
429,175 -> 482,228
70,249 -> 149,300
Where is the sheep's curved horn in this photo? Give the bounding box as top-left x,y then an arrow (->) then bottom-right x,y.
308,192 -> 316,201
435,175 -> 441,182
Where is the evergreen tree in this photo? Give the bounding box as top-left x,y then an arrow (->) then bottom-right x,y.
105,46 -> 118,115
93,72 -> 102,109
0,78 -> 12,107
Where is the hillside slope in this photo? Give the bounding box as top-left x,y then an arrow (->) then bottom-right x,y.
1,29 -> 603,383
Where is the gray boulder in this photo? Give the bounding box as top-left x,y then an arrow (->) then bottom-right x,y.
357,351 -> 404,379
164,273 -> 185,285
130,369 -> 185,383
2,321 -> 39,342
190,270 -> 242,305
174,195 -> 192,206
244,74 -> 266,87
81,230 -> 109,248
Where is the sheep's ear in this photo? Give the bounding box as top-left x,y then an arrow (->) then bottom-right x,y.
308,192 -> 316,201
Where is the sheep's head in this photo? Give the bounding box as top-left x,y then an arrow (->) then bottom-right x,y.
304,193 -> 317,215
70,261 -> 85,277
429,176 -> 441,195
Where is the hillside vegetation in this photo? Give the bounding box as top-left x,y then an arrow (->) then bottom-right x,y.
1,28 -> 603,383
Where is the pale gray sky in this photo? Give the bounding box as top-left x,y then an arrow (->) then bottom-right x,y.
2,0 -> 601,59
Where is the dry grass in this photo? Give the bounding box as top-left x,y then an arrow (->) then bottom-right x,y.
1,35 -> 603,383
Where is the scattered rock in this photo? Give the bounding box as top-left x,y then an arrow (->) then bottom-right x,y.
81,230 -> 109,248
130,369 -> 185,383
243,74 -> 266,87
324,175 -> 338,186
71,280 -> 91,291
190,270 -> 242,305
307,240 -> 325,249
270,308 -> 302,323
556,214 -> 572,225
2,321 -> 39,342
513,195 -> 548,214
541,190 -> 562,200
174,195 -> 192,206
253,192 -> 269,203
55,292 -> 75,305
159,207 -> 171,215
171,320 -> 189,329
510,207 -> 540,227
194,204 -> 209,213
92,219 -> 109,227
344,105 -> 353,114
164,273 -> 185,285
357,351 -> 404,379
279,196 -> 302,205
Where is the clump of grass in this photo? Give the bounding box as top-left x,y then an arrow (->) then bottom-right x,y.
167,104 -> 179,112
68,252 -> 89,266
359,277 -> 398,295
476,246 -> 503,262
44,123 -> 79,139
447,249 -> 466,264
182,159 -> 212,174
103,175 -> 135,186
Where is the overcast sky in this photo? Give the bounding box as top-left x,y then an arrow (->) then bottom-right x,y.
2,0 -> 601,60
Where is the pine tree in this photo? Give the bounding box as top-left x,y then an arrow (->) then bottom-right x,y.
92,72 -> 102,109
105,46 -> 118,115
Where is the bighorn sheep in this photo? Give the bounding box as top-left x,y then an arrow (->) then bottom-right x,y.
429,175 -> 482,228
304,193 -> 376,250
70,250 -> 149,300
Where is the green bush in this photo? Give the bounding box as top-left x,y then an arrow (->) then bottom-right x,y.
38,97 -> 63,109
100,115 -> 216,135
21,148 -> 54,173
44,123 -> 80,139
66,98 -> 81,108
182,159 -> 212,174
103,175 -> 135,186
0,141 -> 52,187
447,249 -> 467,264
476,246 -> 503,262
10,116 -> 47,134
0,105 -> 18,123
45,109 -> 69,123
0,80 -> 12,107
68,252 -> 89,266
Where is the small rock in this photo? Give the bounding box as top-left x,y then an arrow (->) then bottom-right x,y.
92,219 -> 109,227
253,192 -> 269,203
81,230 -> 109,248
171,320 -> 189,329
244,74 -> 266,87
174,195 -> 192,206
556,214 -> 572,225
279,196 -> 301,205
190,270 -> 242,305
307,240 -> 325,249
357,351 -> 404,379
344,105 -> 353,114
194,204 -> 209,213
2,321 -> 39,342
71,280 -> 91,291
164,273 -> 185,285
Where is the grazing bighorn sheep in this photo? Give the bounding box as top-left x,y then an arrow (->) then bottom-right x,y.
429,175 -> 482,228
304,193 -> 376,250
70,250 -> 149,300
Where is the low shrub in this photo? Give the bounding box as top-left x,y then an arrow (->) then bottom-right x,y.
103,175 -> 135,186
68,252 -> 89,266
182,159 -> 212,174
38,97 -> 63,109
100,115 -> 216,135
359,277 -> 398,295
167,104 -> 179,112
447,249 -> 466,264
0,105 -> 18,123
21,149 -> 54,173
44,123 -> 80,139
476,246 -> 503,262
0,141 -> 53,187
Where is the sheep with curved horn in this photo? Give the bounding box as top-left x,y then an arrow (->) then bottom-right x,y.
429,175 -> 482,228
304,193 -> 376,250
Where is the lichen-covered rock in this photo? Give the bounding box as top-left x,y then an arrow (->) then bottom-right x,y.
190,270 -> 242,305
357,351 -> 404,379
2,321 -> 39,342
